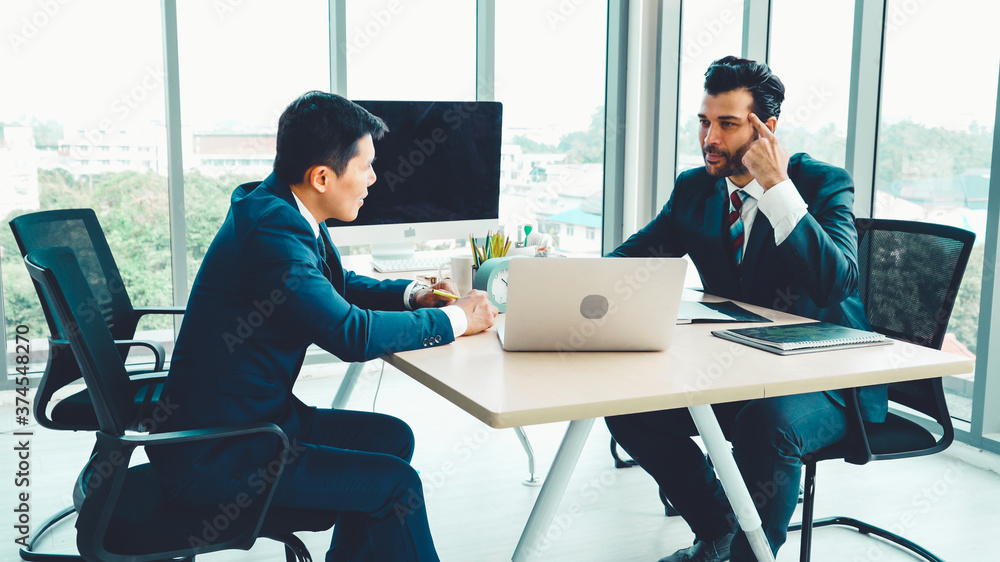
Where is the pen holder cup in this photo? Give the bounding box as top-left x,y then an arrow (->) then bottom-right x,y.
438,255 -> 476,296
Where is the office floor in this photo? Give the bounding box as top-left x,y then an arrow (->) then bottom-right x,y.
2,361 -> 998,561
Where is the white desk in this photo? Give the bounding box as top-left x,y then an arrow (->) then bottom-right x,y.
384,296 -> 974,562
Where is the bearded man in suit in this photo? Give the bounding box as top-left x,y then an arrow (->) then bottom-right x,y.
606,56 -> 883,562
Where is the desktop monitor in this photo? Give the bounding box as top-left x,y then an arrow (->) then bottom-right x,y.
326,100 -> 502,258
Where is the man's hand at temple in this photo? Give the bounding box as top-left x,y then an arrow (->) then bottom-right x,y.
742,112 -> 790,190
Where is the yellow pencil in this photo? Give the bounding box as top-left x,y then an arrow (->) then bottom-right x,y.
432,289 -> 460,299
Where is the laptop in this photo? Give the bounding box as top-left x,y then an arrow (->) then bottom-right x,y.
498,257 -> 687,352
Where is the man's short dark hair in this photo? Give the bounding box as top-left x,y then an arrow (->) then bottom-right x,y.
703,56 -> 785,121
273,91 -> 388,184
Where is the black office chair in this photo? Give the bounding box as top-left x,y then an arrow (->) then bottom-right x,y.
10,209 -> 185,560
787,218 -> 975,561
10,208 -> 182,432
24,246 -> 338,562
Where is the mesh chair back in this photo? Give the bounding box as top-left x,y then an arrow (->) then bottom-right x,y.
855,218 -> 974,426
24,246 -> 135,434
10,209 -> 138,339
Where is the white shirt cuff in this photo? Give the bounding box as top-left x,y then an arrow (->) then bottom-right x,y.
404,281 -> 465,338
441,305 -> 468,338
757,179 -> 808,246
403,280 -> 421,310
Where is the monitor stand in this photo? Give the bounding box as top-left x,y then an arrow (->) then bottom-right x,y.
370,241 -> 417,261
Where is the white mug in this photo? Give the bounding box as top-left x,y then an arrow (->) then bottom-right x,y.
438,255 -> 475,296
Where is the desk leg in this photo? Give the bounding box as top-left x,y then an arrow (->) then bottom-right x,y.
512,418 -> 595,562
688,405 -> 775,562
513,426 -> 542,486
331,362 -> 365,409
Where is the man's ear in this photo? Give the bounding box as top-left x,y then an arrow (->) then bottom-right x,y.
765,116 -> 778,134
304,165 -> 333,193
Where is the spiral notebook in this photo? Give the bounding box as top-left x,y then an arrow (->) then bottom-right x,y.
712,321 -> 891,355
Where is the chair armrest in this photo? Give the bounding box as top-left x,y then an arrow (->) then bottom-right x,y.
133,306 -> 185,318
119,422 -> 289,450
114,339 -> 166,371
75,423 -> 290,557
78,423 -> 289,506
127,371 -> 168,382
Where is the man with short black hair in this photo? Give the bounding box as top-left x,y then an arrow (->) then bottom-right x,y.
606,57 -> 884,561
149,91 -> 497,561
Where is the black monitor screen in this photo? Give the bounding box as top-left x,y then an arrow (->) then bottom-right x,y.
326,100 -> 502,230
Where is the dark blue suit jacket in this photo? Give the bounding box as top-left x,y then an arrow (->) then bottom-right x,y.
610,153 -> 886,422
149,173 -> 454,501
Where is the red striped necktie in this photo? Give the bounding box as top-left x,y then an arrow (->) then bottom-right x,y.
729,189 -> 748,267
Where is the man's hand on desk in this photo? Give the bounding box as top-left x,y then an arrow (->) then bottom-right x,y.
454,290 -> 498,336
412,283 -> 497,336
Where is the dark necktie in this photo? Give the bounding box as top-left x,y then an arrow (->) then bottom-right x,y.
317,231 -> 332,280
729,189 -> 748,267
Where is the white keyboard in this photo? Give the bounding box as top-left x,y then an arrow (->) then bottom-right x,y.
370,255 -> 450,273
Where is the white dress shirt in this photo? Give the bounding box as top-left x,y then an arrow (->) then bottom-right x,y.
725,177 -> 809,252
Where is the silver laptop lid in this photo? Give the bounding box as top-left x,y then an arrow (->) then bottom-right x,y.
500,257 -> 687,352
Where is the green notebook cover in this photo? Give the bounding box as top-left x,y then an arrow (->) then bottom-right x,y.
712,321 -> 891,355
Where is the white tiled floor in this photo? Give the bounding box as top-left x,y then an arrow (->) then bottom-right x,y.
3,361 -> 998,561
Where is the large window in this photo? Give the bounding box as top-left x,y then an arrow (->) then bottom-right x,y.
769,0 -> 855,169
495,0 -> 608,256
339,0 -> 475,255
676,1 -> 744,176
176,0 -> 331,285
873,0 -> 1000,422
346,0 -> 475,101
1,1 -> 168,374
3,0 -> 1000,453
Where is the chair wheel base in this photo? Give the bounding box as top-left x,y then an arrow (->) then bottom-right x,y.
268,533 -> 313,562
19,506 -> 83,561
789,516 -> 944,562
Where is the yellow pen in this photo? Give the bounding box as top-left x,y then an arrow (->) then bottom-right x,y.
432,289 -> 460,300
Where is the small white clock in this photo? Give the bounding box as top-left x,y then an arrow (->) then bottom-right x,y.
473,256 -> 516,312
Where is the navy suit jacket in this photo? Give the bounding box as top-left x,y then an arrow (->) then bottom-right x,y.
610,153 -> 886,422
149,173 -> 454,500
